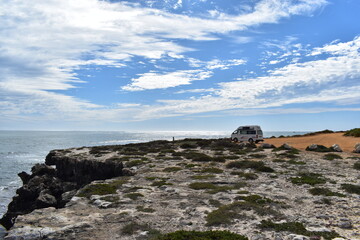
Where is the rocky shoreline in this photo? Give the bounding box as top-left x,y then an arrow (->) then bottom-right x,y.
1,139 -> 360,240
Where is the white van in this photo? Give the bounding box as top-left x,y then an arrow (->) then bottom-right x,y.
231,125 -> 264,143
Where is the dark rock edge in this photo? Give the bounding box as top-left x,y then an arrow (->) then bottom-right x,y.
0,150 -> 126,230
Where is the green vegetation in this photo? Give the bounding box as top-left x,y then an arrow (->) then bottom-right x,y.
77,178 -> 128,198
248,154 -> 267,159
235,194 -> 273,204
136,205 -> 155,213
163,167 -> 182,172
125,193 -> 144,200
323,153 -> 342,160
231,171 -> 258,180
309,187 -> 345,197
180,143 -> 197,149
287,159 -> 306,165
154,230 -> 248,240
227,160 -> 274,172
206,196 -> 279,226
290,172 -> 326,185
344,128 -> 360,137
209,199 -> 221,207
305,145 -> 334,152
151,180 -> 173,187
122,222 -> 161,237
258,220 -> 340,240
189,182 -> 245,194
354,161 -> 360,170
341,184 -> 360,194
126,159 -> 146,167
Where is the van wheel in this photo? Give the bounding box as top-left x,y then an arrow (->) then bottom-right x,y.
233,138 -> 238,142
248,138 -> 254,144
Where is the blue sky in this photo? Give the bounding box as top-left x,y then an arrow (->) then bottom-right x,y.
0,0 -> 359,131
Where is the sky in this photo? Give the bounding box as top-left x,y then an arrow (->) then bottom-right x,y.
0,0 -> 359,132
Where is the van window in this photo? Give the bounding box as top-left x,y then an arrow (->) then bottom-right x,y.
247,130 -> 256,134
239,130 -> 247,134
257,130 -> 263,135
233,130 -> 238,134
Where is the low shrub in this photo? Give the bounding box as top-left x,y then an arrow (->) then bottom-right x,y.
354,161 -> 360,170
323,153 -> 342,160
180,142 -> 197,149
343,128 -> 360,137
206,199 -> 279,226
290,172 -> 326,185
125,193 -> 144,200
341,184 -> 360,194
258,220 -> 340,240
77,184 -> 116,198
306,145 -> 334,152
309,187 -> 345,197
126,160 -> 145,167
163,167 -> 182,172
154,230 -> 248,240
136,206 -> 155,213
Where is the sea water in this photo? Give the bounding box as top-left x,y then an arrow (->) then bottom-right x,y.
0,130 -> 306,237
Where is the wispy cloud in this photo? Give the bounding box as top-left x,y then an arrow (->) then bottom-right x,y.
122,70 -> 213,91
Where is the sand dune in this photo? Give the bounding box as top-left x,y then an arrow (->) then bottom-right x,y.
264,132 -> 359,152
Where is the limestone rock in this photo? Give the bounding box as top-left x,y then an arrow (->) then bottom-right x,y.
354,143 -> 360,153
331,144 -> 342,152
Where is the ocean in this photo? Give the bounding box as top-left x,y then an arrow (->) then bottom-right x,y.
0,130 -> 306,236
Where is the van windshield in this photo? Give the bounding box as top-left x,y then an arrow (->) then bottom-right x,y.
257,130 -> 263,135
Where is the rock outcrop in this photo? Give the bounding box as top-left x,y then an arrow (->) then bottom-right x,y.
0,147 -> 125,230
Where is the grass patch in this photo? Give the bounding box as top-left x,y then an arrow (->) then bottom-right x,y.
341,184 -> 360,194
258,220 -> 340,240
163,167 -> 182,172
309,187 -> 345,197
227,160 -> 274,172
125,193 -> 144,200
180,143 -> 197,149
290,172 -> 326,185
323,153 -> 342,160
273,159 -> 286,163
344,128 -> 360,137
154,230 -> 248,240
122,222 -> 160,237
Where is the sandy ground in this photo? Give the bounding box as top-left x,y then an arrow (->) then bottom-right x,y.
264,132 -> 359,152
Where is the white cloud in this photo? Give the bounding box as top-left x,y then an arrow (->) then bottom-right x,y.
0,0 -> 329,124
129,36 -> 360,120
122,70 -> 212,91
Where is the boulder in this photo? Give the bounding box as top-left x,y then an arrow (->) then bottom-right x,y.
36,192 -> 57,208
354,143 -> 360,153
331,144 -> 342,152
307,144 -> 318,151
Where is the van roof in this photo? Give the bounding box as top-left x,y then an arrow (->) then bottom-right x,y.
238,125 -> 261,128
